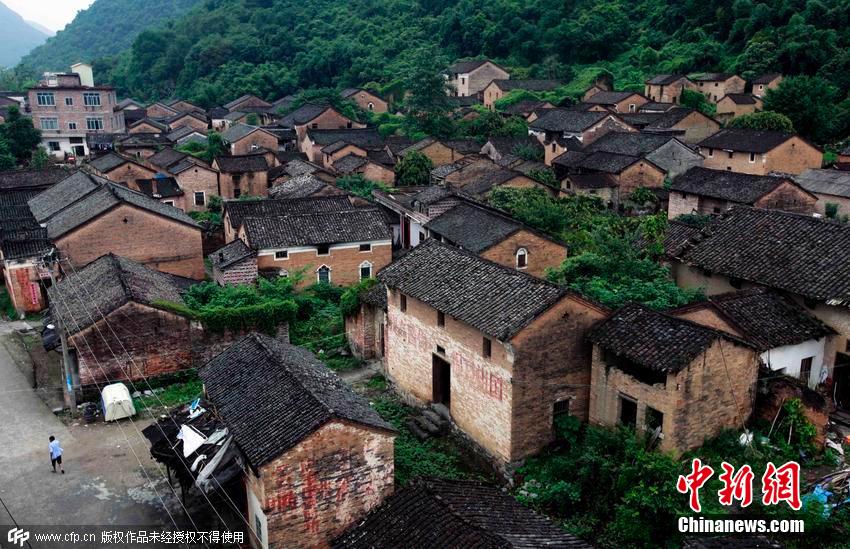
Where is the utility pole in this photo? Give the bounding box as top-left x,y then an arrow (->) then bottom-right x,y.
42,251 -> 76,415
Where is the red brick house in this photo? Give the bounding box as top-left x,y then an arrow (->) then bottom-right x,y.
752,73 -> 783,98
222,194 -> 358,242
45,254 -> 220,387
379,240 -> 608,465
332,153 -> 396,185
345,283 -> 388,361
587,303 -> 759,454
214,154 -> 270,199
128,118 -> 168,135
209,239 -> 257,286
340,88 -> 388,113
280,103 -> 365,147
164,111 -> 208,133
398,138 -> 479,167
553,150 -> 667,197
644,74 -> 691,104
236,202 -> 391,288
668,166 -> 816,218
582,90 -> 650,113
528,110 -> 636,163
224,94 -> 272,113
147,148 -> 220,212
146,102 -> 179,119
481,79 -> 562,109
87,151 -> 159,184
221,124 -> 280,156
620,107 -> 721,145
697,129 -> 822,175
715,93 -> 763,123
688,73 -> 747,103
302,127 -> 383,165
28,173 -> 204,279
198,333 -> 396,549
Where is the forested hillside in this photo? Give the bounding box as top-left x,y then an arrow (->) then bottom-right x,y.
0,2 -> 47,68
93,0 -> 849,100
16,0 -> 201,75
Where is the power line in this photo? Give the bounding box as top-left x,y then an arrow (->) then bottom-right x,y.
38,272 -> 199,549
0,493 -> 33,549
52,257 -> 257,544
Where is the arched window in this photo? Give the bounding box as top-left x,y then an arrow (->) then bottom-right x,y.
359,261 -> 373,280
317,265 -> 331,284
516,248 -> 528,269
367,102 -> 374,111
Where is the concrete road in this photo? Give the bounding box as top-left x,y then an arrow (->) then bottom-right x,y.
0,326 -> 217,536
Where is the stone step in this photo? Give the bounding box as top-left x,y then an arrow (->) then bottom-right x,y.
405,418 -> 430,441
422,409 -> 448,428
414,415 -> 441,436
430,403 -> 451,422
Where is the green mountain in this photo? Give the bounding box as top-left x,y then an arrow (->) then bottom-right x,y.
100,0 -> 850,107
16,0 -> 201,75
0,1 -> 48,68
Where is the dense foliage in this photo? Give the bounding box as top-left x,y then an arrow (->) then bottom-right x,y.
0,106 -> 43,167
727,110 -> 795,132
394,150 -> 433,186
11,0 -> 826,143
488,187 -> 703,309
16,0 -> 201,75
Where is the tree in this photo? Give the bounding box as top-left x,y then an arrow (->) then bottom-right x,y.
0,136 -> 15,170
401,49 -> 453,138
394,150 -> 433,186
727,111 -> 795,132
29,146 -> 51,169
680,89 -> 716,116
0,106 -> 41,163
763,76 -> 840,143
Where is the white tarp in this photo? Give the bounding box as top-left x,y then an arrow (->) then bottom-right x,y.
101,383 -> 136,421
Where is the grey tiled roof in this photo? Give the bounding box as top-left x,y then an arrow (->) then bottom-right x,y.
48,254 -> 187,336
220,123 -> 263,143
199,333 -> 394,467
529,110 -> 609,133
214,154 -> 268,173
133,177 -> 183,199
794,169 -> 850,198
489,79 -> 562,92
209,239 -> 255,269
44,181 -> 198,238
707,288 -> 835,351
425,202 -> 523,253
0,166 -> 75,190
723,93 -> 758,105
753,73 -> 782,84
333,478 -> 591,548
671,167 -> 803,204
148,148 -> 187,171
588,303 -> 738,373
268,174 -> 333,199
554,150 -> 643,174
27,171 -> 105,222
88,152 -> 133,173
279,103 -> 331,126
333,153 -> 369,174
243,208 -> 389,249
223,94 -> 271,110
583,132 -> 674,157
447,59 -> 496,74
698,129 -> 798,153
306,127 -> 383,149
378,239 -> 566,340
225,195 -> 355,230
691,73 -> 738,82
680,206 -> 850,305
646,74 -> 687,85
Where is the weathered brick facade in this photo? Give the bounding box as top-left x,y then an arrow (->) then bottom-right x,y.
212,256 -> 258,286
249,241 -> 392,289
173,164 -> 220,212
667,180 -> 817,218
218,170 -> 269,199
345,303 -> 385,360
448,61 -> 509,98
699,137 -> 821,175
246,420 -> 394,549
55,203 -> 205,279
479,229 -> 568,280
95,160 -> 158,185
2,262 -> 47,314
230,129 -> 279,156
588,339 -> 758,454
384,289 -> 606,463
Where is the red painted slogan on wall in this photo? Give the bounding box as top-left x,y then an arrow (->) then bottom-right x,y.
391,315 -> 505,401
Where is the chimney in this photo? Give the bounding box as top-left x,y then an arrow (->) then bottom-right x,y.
70,63 -> 94,87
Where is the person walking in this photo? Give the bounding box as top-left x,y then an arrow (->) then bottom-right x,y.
48,435 -> 64,474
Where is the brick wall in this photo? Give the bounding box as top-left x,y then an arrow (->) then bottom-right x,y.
419,142 -> 468,167
669,306 -> 744,337
3,263 -> 46,314
146,104 -> 177,119
613,95 -> 649,113
509,295 -> 608,459
129,122 -> 164,134
213,256 -> 258,286
700,137 -> 821,175
479,229 -> 568,279
170,116 -> 207,133
175,166 -> 220,211
811,192 -> 850,216
219,171 -> 269,199
348,91 -> 388,114
360,162 -> 395,185
671,112 -> 721,145
688,77 -> 746,103
754,181 -> 816,213
384,290 -> 515,461
345,304 -> 385,360
231,131 -> 279,156
100,162 -> 158,185
28,87 -> 123,137
667,191 -> 700,219
56,203 -> 205,279
466,64 -> 510,97
247,420 -> 394,549
582,117 -> 636,145
616,161 -> 666,196
588,339 -> 758,454
251,241 -> 392,289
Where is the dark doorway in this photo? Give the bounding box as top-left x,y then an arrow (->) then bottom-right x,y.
834,353 -> 850,409
402,217 -> 411,248
379,323 -> 385,357
432,354 -> 451,406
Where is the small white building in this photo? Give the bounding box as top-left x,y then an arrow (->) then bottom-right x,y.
670,287 -> 835,389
